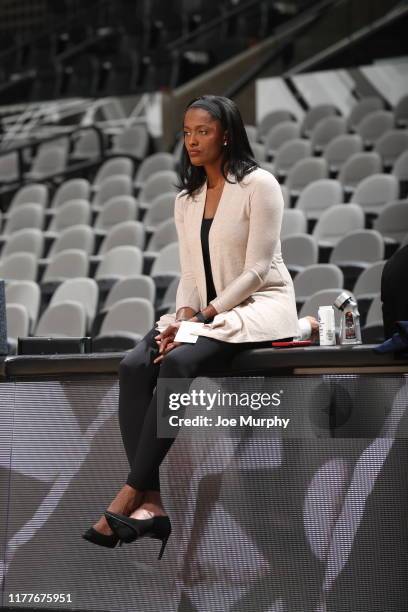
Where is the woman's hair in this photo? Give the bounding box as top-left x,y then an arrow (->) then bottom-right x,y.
178,95 -> 258,196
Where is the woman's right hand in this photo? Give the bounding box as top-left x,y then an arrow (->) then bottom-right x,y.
154,322 -> 183,357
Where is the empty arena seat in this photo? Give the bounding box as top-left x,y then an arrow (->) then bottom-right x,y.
0,252 -> 38,282
281,209 -> 307,238
2,228 -> 44,259
350,174 -> 399,216
35,301 -> 87,338
134,152 -> 176,190
311,116 -> 347,153
273,139 -> 312,178
356,110 -> 394,146
293,263 -> 344,305
281,233 -> 318,275
324,134 -> 363,174
110,125 -> 149,161
50,179 -> 91,210
300,104 -> 339,138
338,152 -> 382,194
257,109 -> 296,142
6,303 -> 29,354
93,157 -> 134,189
346,96 -> 385,131
5,280 -> 41,333
94,196 -> 138,235
286,157 -> 328,198
373,200 -> 408,243
374,130 -> 408,168
312,204 -> 365,248
50,278 -> 99,334
93,297 -> 155,351
295,179 -> 343,221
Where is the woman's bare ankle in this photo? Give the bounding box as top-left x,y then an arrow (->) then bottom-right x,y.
93,485 -> 144,535
129,490 -> 166,519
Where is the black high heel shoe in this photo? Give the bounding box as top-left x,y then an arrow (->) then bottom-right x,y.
104,511 -> 171,560
82,526 -> 120,548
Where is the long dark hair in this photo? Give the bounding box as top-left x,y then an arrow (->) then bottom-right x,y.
178,95 -> 258,196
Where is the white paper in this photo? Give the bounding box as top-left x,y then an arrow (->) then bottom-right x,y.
174,321 -> 205,343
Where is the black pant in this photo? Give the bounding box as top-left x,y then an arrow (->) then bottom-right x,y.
118,325 -> 283,491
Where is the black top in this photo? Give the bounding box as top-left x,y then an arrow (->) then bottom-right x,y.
200,217 -> 217,307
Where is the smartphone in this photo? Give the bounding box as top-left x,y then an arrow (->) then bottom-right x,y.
271,340 -> 312,348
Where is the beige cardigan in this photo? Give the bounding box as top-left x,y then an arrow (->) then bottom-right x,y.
155,167 -> 300,343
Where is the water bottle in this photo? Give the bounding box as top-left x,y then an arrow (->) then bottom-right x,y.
333,291 -> 362,345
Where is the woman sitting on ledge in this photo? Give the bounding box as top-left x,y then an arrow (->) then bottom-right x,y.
83,94 -> 300,559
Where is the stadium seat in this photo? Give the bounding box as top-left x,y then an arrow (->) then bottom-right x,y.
0,152 -> 19,184
392,150 -> 408,185
94,245 -> 143,290
273,139 -> 312,178
110,125 -> 149,161
93,157 -> 134,190
312,204 -> 365,248
50,278 -> 99,334
295,179 -> 343,221
250,142 -> 267,163
281,209 -> 307,238
346,96 -> 385,131
93,297 -> 155,351
350,174 -> 399,216
353,260 -> 385,302
373,200 -> 408,243
156,275 -> 180,317
97,220 -> 145,257
142,192 -> 176,232
264,121 -> 300,158
150,242 -> 180,290
103,275 -> 156,310
6,303 -> 29,354
300,104 -> 339,138
329,229 -> 384,271
138,170 -> 179,211
92,175 -> 133,211
42,249 -> 89,284
25,146 -> 67,181
2,204 -> 44,236
50,179 -> 91,210
310,116 -> 346,153
286,157 -> 328,198
71,129 -> 102,161
144,218 -> 178,262
94,196 -> 138,236
46,200 -> 91,235
356,110 -> 394,146
0,252 -> 38,281
5,280 -> 40,333
281,233 -> 318,275
35,301 -> 87,337
6,183 -> 48,216
257,110 -> 295,142
395,93 -> 408,127
45,225 -> 95,261
374,130 -> 408,168
338,152 -> 382,194
134,152 -> 175,190
324,134 -> 363,174
293,263 -> 344,305
2,228 -> 44,259
245,124 -> 257,144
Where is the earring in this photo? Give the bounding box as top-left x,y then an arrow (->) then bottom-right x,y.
223,141 -> 227,146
